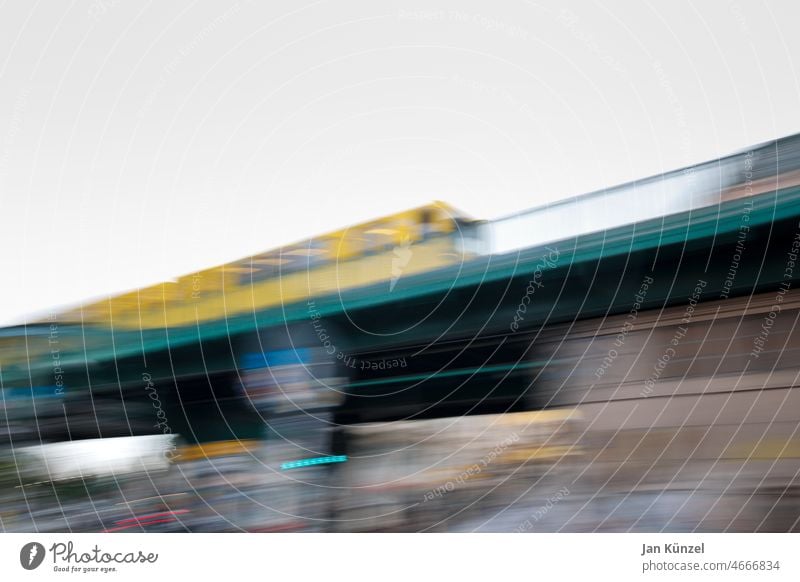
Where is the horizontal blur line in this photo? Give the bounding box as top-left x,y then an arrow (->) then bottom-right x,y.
573,383 -> 800,405
347,359 -> 557,388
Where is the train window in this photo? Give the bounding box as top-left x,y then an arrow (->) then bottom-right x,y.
283,242 -> 328,269
363,228 -> 397,256
419,208 -> 435,240
337,231 -> 370,260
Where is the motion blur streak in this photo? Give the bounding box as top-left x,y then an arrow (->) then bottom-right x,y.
2,135 -> 800,531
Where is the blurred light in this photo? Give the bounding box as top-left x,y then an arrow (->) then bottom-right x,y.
280,455 -> 347,470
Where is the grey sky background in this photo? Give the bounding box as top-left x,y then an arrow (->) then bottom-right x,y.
1,0 -> 799,325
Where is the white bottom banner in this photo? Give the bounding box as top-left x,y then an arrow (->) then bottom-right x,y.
1,533 -> 797,581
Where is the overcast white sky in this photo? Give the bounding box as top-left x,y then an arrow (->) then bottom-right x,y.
1,0 -> 799,325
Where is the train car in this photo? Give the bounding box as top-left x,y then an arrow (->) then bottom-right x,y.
53,201 -> 486,330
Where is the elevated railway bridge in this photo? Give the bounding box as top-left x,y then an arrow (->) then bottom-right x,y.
4,134 -> 800,531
